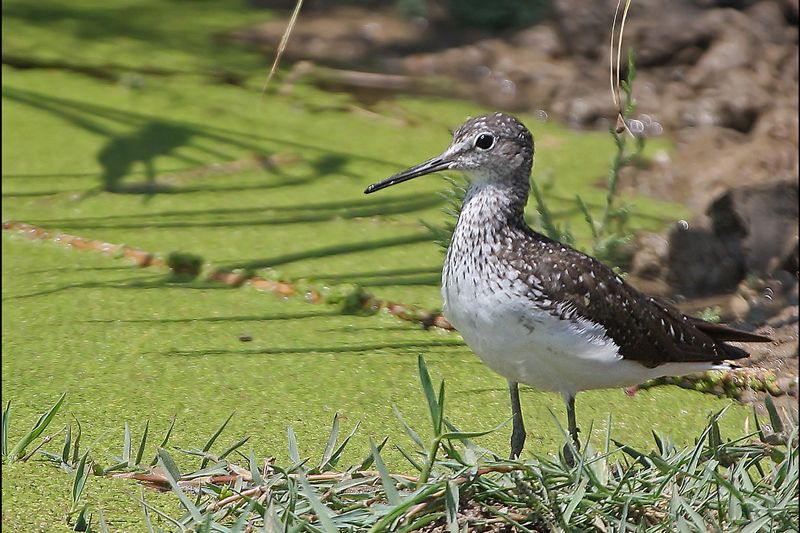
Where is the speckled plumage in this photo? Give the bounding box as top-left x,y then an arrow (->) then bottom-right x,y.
365,112 -> 771,458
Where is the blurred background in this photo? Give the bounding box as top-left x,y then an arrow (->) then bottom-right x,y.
2,1 -> 798,528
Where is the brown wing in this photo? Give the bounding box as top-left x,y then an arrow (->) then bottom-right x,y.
521,241 -> 771,368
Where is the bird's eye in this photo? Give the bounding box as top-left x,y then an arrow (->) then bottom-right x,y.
475,133 -> 495,150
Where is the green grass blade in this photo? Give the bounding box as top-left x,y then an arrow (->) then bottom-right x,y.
440,416 -> 509,441
8,392 -> 66,462
151,415 -> 176,467
327,417 -> 362,469
575,195 -> 598,239
359,436 -> 388,471
230,501 -> 255,533
436,380 -> 446,435
72,504 -> 91,532
71,450 -> 90,510
2,400 -> 9,460
140,488 -> 156,533
741,516 -> 772,533
135,420 -> 150,466
123,421 -> 132,466
417,355 -> 441,436
298,472 -> 338,533
287,426 -> 301,465
200,412 -> 235,468
562,478 -> 587,525
445,480 -> 459,533
392,405 -> 425,450
395,444 -> 423,472
248,448 -> 264,485
157,451 -> 203,524
219,435 -> 250,460
72,415 -> 82,466
97,508 -> 109,533
371,437 -> 400,505
319,413 -> 340,471
62,424 -> 72,466
156,447 -> 182,481
764,395 -> 785,435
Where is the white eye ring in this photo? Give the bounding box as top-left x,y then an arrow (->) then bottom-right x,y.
475,133 -> 495,150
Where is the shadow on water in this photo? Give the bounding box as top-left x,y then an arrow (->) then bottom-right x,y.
5,231 -> 436,300
221,232 -> 433,272
28,192 -> 440,228
25,194 -> 443,230
84,310 -> 342,324
2,87 -> 406,196
165,339 -> 466,357
97,121 -> 194,194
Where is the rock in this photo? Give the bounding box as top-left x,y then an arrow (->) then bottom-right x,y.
627,9 -> 712,67
510,25 -> 564,58
550,0 -> 615,59
661,216 -> 745,294
632,181 -> 799,296
716,181 -> 799,273
630,232 -> 669,279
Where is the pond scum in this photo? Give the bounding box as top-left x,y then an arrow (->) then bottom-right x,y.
2,355 -> 797,532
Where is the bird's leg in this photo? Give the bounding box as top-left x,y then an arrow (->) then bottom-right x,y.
562,392 -> 581,466
566,393 -> 580,450
508,381 -> 526,459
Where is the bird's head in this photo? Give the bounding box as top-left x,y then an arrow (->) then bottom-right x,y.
364,112 -> 534,194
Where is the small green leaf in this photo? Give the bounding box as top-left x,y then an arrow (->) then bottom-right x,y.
248,448 -> 264,485
62,424 -> 72,466
135,420 -> 149,466
157,452 -> 203,523
298,473 -> 338,533
445,480 -> 460,533
371,437 -> 400,505
319,413 -> 340,472
71,450 -> 90,509
219,435 -> 250,460
71,415 -> 82,466
327,417 -> 362,469
8,392 -> 66,462
393,405 -> 424,449
72,504 -> 90,532
2,400 -> 10,459
150,415 -> 175,467
417,355 -> 441,436
359,435 -> 388,471
123,421 -> 132,466
156,447 -> 181,481
287,426 -> 301,465
200,412 -> 235,468
97,509 -> 109,533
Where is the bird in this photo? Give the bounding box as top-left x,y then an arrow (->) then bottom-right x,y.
364,112 -> 773,461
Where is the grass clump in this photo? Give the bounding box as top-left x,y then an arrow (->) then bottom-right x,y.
7,357 -> 797,532
166,252 -> 205,280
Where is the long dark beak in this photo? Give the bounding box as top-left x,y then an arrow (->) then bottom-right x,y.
364,156 -> 451,194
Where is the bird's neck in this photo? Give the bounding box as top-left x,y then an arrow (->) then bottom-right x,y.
458,179 -> 530,233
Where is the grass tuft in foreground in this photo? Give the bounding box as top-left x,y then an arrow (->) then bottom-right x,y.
4,357 -> 797,532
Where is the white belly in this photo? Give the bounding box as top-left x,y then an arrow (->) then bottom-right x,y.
441,276 -> 715,395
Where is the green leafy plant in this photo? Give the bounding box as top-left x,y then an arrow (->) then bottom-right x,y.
2,392 -> 66,464
4,365 -> 798,531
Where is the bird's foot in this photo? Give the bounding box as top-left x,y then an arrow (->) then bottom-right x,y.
561,442 -> 578,467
